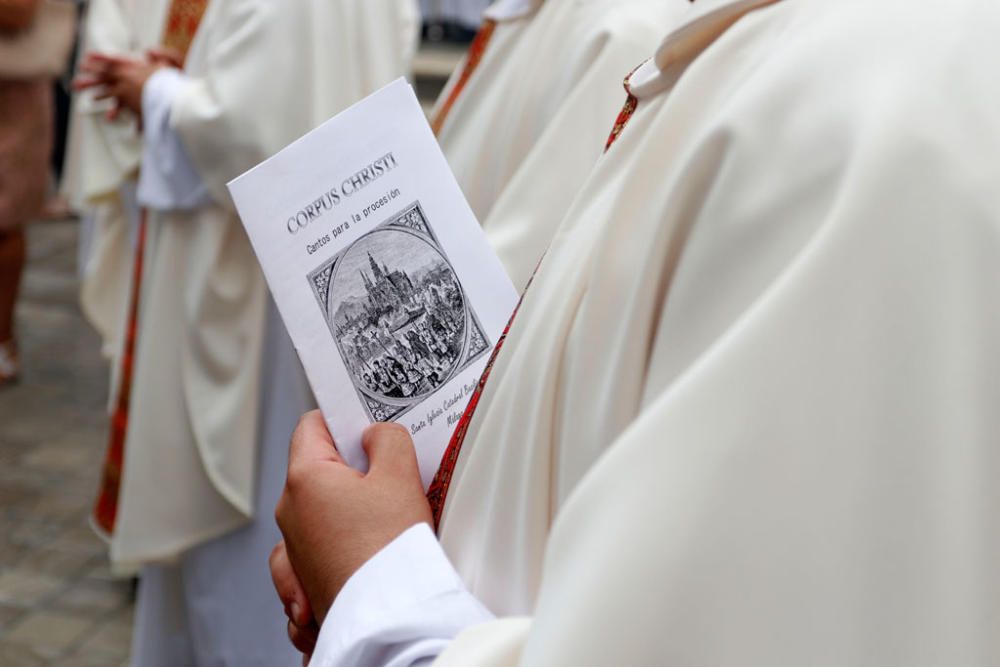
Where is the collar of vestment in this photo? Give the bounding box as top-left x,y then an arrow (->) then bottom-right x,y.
627,0 -> 784,101
484,0 -> 543,22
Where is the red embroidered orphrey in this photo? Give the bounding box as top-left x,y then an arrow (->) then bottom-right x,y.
427,84 -> 641,529
605,93 -> 638,151
426,273 -> 534,530
606,67 -> 643,151
430,19 -> 497,136
162,0 -> 209,59
93,212 -> 148,535
91,0 -> 208,536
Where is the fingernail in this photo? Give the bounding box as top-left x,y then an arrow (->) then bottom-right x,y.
291,602 -> 302,623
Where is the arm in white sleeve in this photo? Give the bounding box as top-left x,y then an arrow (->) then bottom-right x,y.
136,68 -> 214,211
309,523 -> 495,667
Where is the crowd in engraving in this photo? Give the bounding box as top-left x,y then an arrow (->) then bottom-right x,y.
336,250 -> 466,399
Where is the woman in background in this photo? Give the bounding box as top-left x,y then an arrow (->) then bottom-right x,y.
0,0 -> 55,384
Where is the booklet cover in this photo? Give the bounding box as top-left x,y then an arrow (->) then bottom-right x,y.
228,79 -> 518,487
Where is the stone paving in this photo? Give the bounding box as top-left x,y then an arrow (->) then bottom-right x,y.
0,220 -> 133,667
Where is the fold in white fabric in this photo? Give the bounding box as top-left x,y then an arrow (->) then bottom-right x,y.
137,68 -> 213,211
129,69 -> 309,666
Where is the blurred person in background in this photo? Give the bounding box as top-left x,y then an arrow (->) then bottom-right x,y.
0,0 -> 75,384
62,0 -> 169,387
431,0 -> 688,290
38,0 -> 83,219
75,0 -> 419,663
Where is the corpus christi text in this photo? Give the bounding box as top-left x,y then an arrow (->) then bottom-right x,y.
287,152 -> 399,235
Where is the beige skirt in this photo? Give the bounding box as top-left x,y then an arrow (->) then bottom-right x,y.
0,78 -> 52,231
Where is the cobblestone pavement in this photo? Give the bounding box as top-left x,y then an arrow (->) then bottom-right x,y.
0,220 -> 133,667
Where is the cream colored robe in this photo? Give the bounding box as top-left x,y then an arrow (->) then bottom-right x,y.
479,0 -> 689,289
436,0 -> 1000,663
67,0 -> 168,360
437,0 -> 689,289
432,0 -> 542,221
112,0 -> 420,566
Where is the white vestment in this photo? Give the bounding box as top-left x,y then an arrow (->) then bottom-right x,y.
130,297 -> 313,666
436,0 -> 688,288
113,0 -> 420,568
319,0 -> 1000,661
433,0 -> 1000,661
65,0 -> 168,364
108,0 -> 419,664
431,0 -> 542,221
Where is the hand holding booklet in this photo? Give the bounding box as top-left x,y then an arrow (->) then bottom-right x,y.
228,79 -> 518,487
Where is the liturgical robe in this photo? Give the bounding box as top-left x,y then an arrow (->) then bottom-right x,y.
66,0 -> 168,365
435,0 -> 688,288
339,0 -> 998,662
110,0 -> 419,663
431,0 -> 542,220
112,0 -> 419,568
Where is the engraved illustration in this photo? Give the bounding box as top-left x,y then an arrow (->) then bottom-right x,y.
309,202 -> 491,422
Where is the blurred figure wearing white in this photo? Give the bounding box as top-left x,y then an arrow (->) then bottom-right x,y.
76,0 -> 419,664
433,0 -> 688,289
64,0 -> 168,378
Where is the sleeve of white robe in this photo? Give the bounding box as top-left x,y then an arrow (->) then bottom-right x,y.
136,68 -> 214,211
310,524 -> 495,667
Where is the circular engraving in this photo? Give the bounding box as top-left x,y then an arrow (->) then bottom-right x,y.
329,227 -> 470,406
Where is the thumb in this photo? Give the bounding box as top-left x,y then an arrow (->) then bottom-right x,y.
362,423 -> 420,481
288,410 -> 345,469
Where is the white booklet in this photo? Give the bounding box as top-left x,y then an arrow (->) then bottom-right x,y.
228,79 -> 518,487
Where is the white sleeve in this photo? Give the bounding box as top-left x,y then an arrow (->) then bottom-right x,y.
309,523 -> 495,667
136,68 -> 214,211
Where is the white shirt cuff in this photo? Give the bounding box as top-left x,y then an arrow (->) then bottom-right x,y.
309,523 -> 495,667
136,68 -> 214,211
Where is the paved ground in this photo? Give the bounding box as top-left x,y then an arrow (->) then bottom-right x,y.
0,219 -> 133,666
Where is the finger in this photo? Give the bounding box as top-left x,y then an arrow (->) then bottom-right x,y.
288,410 -> 345,468
76,55 -> 110,75
146,46 -> 183,67
362,422 -> 420,480
268,542 -> 314,627
71,76 -> 104,91
86,52 -> 130,66
109,100 -> 126,121
79,54 -> 127,78
287,619 -> 319,655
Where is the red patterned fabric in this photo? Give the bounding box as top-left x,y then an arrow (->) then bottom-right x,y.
93,213 -> 147,536
162,0 -> 209,60
605,93 -> 638,151
427,271 -> 536,529
605,67 -> 643,151
430,20 -> 497,136
427,74 -> 643,530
